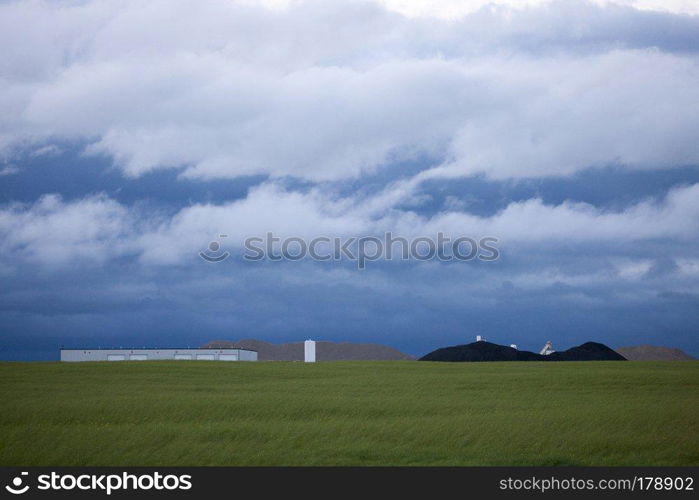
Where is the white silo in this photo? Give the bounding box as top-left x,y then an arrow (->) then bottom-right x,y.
304,340 -> 316,363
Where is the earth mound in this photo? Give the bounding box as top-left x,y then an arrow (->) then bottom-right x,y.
419,341 -> 625,362
616,345 -> 695,361
202,339 -> 414,361
548,342 -> 626,361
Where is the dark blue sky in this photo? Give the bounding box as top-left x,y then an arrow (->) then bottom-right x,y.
2,146 -> 698,360
1,0 -> 698,360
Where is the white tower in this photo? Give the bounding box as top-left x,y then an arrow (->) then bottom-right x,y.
304,339 -> 316,363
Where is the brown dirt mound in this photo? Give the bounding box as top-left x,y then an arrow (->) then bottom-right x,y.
202,339 -> 414,361
616,345 -> 695,361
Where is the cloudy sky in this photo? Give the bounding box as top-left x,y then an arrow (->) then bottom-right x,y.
1,0 -> 698,360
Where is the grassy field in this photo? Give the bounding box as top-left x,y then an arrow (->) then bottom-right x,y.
0,360 -> 697,466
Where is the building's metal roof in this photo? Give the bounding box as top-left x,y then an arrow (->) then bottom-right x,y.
59,347 -> 258,352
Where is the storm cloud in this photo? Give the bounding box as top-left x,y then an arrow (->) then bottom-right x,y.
1,0 -> 698,359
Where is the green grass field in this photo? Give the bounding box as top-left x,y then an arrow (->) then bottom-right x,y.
0,360 -> 697,466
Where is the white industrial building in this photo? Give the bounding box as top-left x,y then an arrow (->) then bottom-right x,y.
60,348 -> 257,362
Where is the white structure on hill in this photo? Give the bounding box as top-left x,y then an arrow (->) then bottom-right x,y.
304,340 -> 316,363
539,341 -> 555,355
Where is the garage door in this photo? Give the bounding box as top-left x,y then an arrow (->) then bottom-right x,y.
129,354 -> 148,361
107,354 -> 125,361
174,354 -> 192,360
196,354 -> 215,360
219,354 -> 238,361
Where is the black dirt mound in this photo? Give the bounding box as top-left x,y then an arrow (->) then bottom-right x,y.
419,341 -> 537,362
548,342 -> 626,361
419,341 -> 626,362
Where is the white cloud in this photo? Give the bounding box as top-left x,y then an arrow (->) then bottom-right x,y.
376,0 -> 699,18
0,164 -> 20,176
422,182 -> 699,242
432,51 -> 699,179
0,194 -> 142,265
235,1 -> 699,18
2,182 -> 698,268
1,0 -> 698,181
29,144 -> 62,158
